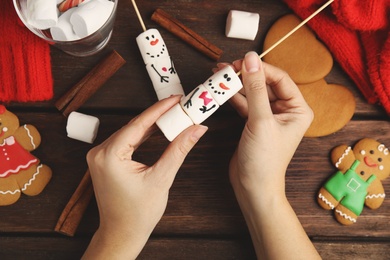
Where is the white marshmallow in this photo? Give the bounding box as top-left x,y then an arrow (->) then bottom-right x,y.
70,0 -> 114,38
66,112 -> 100,144
155,84 -> 185,100
203,66 -> 243,105
225,10 -> 260,41
145,56 -> 184,99
136,29 -> 169,65
26,0 -> 58,30
156,103 -> 194,142
180,85 -> 219,125
50,8 -> 81,41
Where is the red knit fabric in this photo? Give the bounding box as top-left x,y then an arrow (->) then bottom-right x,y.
282,0 -> 390,114
0,0 -> 53,103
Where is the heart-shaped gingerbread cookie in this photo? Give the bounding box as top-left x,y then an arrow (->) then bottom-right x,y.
263,14 -> 333,84
262,14 -> 355,137
298,80 -> 355,137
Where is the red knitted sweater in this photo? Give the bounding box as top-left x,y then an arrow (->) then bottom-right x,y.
0,0 -> 53,103
283,0 -> 390,114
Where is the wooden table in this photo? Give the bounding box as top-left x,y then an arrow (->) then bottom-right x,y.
2,0 -> 389,259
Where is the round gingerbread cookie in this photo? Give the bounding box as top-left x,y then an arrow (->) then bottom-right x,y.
263,14 -> 333,84
298,79 -> 355,137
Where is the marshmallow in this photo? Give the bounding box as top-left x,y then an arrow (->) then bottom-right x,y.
225,10 -> 260,41
155,84 -> 185,100
70,0 -> 114,38
180,85 -> 219,125
156,103 -> 194,142
26,0 -> 58,30
145,56 -> 184,99
136,29 -> 169,65
50,8 -> 81,41
203,66 -> 243,105
66,112 -> 100,143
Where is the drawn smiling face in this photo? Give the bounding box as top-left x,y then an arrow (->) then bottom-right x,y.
353,139 -> 390,181
207,73 -> 232,96
136,29 -> 169,64
203,66 -> 243,106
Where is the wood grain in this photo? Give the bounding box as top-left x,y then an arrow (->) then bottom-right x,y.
2,0 -> 389,258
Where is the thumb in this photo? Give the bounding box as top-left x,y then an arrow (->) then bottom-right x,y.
241,51 -> 273,120
152,125 -> 208,187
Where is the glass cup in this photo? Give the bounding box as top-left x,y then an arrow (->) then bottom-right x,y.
13,0 -> 118,57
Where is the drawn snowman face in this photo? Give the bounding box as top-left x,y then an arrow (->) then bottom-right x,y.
203,66 -> 243,105
136,28 -> 169,64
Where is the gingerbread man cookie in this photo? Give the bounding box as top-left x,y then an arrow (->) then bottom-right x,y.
0,105 -> 52,206
318,138 -> 390,225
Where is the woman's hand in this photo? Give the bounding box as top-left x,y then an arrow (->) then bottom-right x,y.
82,95 -> 207,259
226,52 -> 319,259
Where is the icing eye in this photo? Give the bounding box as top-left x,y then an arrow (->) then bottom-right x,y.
370,150 -> 374,154
378,158 -> 383,162
224,74 -> 228,78
360,171 -> 365,175
152,35 -> 155,38
379,165 -> 384,170
360,150 -> 366,155
146,36 -> 150,40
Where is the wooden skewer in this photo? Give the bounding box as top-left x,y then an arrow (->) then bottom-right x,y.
131,0 -> 147,32
236,0 -> 334,76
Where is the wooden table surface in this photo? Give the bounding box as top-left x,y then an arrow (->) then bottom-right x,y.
2,0 -> 390,259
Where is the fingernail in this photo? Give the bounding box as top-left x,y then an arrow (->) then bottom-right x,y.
191,125 -> 208,142
244,51 -> 261,73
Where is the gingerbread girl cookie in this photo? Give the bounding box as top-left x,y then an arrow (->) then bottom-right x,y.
318,138 -> 390,225
0,105 -> 52,205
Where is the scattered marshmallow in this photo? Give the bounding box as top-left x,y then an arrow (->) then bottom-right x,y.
156,103 -> 194,142
26,0 -> 58,30
70,0 -> 115,38
66,112 -> 100,144
225,10 -> 260,41
50,8 -> 80,41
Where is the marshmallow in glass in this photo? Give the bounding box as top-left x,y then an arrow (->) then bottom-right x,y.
70,0 -> 114,38
26,0 -> 58,30
50,8 -> 80,41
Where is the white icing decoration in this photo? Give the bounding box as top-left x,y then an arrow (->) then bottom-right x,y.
335,146 -> 351,168
0,189 -> 20,195
379,165 -> 384,170
360,150 -> 366,155
335,209 -> 356,223
366,193 -> 386,199
0,165 -> 42,195
2,127 -> 7,132
24,125 -> 36,149
384,148 -> 389,155
378,144 -> 384,152
319,193 -> 334,209
21,164 -> 42,191
0,158 -> 38,177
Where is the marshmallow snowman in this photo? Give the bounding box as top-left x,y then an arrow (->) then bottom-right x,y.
157,65 -> 243,141
136,29 -> 185,100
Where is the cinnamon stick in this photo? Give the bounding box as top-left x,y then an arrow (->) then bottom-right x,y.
55,50 -> 126,117
151,8 -> 223,61
55,169 -> 94,236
